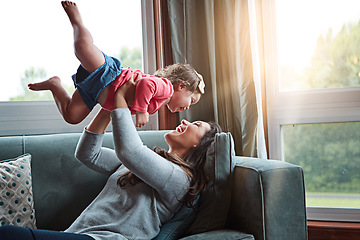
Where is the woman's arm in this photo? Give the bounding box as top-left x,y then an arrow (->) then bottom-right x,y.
111,84 -> 189,194
114,80 -> 131,109
86,108 -> 111,134
75,108 -> 121,176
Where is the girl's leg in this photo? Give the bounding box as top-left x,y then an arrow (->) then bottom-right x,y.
62,1 -> 105,73
29,1 -> 103,124
28,77 -> 90,124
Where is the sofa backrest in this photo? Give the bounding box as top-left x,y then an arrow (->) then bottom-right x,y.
0,130 -> 169,230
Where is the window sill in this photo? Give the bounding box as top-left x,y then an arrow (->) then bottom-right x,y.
0,101 -> 158,136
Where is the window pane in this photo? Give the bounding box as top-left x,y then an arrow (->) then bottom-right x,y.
276,0 -> 360,91
0,0 -> 143,101
282,122 -> 360,208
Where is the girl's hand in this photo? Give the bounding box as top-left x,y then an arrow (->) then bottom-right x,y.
135,111 -> 149,128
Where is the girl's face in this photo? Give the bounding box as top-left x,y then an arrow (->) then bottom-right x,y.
165,119 -> 211,155
166,84 -> 201,112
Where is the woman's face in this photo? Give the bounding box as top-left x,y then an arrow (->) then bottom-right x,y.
165,119 -> 211,156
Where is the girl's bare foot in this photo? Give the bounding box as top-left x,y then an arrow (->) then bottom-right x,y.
28,76 -> 61,91
61,1 -> 83,26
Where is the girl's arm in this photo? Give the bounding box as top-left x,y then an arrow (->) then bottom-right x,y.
74,108 -> 122,176
131,77 -> 173,114
111,84 -> 189,195
132,77 -> 172,127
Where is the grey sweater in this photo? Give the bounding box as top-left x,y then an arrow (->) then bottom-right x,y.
65,108 -> 189,240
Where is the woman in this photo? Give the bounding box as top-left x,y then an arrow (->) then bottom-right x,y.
0,81 -> 222,240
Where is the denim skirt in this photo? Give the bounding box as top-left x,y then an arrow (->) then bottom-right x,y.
72,53 -> 123,110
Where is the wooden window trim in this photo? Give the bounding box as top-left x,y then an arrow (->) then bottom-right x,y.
153,0 -> 178,130
308,221 -> 360,240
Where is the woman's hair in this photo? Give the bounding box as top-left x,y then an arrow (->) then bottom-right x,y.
154,63 -> 203,94
117,122 -> 222,208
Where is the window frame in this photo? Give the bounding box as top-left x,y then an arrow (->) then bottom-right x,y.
0,0 -> 157,136
262,0 -> 360,222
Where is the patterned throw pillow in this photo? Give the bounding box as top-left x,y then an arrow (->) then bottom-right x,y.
0,154 -> 36,228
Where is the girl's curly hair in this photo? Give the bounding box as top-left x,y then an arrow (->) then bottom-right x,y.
154,63 -> 203,93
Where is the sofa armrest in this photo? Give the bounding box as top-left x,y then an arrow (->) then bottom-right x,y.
226,156 -> 307,240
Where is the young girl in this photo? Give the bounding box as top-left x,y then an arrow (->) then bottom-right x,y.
28,1 -> 205,127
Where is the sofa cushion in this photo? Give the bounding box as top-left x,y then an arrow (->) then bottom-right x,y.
186,132 -> 235,235
153,197 -> 199,240
0,154 -> 36,228
25,133 -> 110,230
228,157 -> 308,240
180,229 -> 254,240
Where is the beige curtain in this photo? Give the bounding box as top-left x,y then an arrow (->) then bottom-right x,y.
168,0 -> 267,158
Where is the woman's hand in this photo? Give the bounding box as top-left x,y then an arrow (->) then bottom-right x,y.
86,77 -> 136,134
114,80 -> 136,109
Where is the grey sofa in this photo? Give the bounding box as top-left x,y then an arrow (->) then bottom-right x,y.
0,131 -> 307,239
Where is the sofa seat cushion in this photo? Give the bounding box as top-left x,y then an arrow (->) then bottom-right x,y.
180,229 -> 254,240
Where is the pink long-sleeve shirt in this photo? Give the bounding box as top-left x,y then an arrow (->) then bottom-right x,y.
102,68 -> 174,114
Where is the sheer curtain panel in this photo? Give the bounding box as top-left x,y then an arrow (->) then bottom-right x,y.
167,0 -> 267,157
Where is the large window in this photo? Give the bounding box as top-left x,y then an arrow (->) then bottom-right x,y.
0,0 -> 157,135
263,0 -> 360,221
283,122 -> 360,208
276,0 -> 360,91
